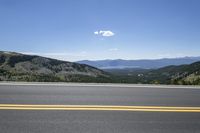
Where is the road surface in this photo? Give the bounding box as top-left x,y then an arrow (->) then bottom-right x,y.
0,82 -> 200,133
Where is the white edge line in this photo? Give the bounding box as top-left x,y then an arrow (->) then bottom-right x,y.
0,82 -> 200,89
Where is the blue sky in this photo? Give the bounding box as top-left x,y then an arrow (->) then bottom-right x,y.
0,0 -> 200,61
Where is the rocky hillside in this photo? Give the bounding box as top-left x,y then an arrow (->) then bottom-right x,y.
0,51 -> 109,82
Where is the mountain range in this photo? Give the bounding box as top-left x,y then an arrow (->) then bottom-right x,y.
0,51 -> 200,85
77,57 -> 200,69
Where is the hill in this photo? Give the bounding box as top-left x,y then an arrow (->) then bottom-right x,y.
142,61 -> 200,85
0,51 -> 110,82
77,57 -> 200,69
105,62 -> 200,85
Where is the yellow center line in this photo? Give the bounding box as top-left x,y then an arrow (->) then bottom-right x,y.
0,104 -> 200,112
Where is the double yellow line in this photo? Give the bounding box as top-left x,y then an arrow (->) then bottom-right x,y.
0,104 -> 200,112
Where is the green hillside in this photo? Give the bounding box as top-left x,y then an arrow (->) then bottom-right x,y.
106,62 -> 200,85
0,51 -> 110,82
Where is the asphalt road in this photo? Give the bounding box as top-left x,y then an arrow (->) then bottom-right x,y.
0,83 -> 200,133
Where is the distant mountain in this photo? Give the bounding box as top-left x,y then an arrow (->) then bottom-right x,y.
0,51 -> 109,82
77,57 -> 200,69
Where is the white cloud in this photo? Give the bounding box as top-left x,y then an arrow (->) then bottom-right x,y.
94,31 -> 99,35
94,30 -> 115,37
